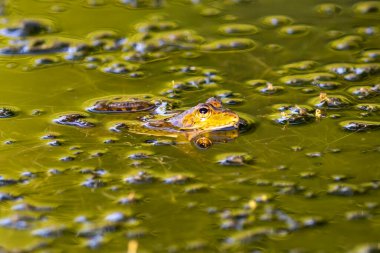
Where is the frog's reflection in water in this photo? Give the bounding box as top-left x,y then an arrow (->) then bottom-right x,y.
189,115 -> 255,149
190,128 -> 239,149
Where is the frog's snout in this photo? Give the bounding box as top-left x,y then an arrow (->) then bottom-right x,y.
230,113 -> 240,127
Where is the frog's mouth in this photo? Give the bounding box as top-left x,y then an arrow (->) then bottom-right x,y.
204,112 -> 240,130
204,121 -> 240,131
236,113 -> 256,133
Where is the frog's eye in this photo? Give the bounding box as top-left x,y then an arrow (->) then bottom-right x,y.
197,106 -> 211,118
199,107 -> 209,114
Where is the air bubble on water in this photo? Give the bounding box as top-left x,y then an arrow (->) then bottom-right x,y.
356,103 -> 379,112
340,120 -> 380,132
218,24 -> 259,36
163,174 -> 193,184
135,20 -> 178,33
256,83 -> 284,95
216,153 -> 253,166
314,3 -> 342,17
33,56 -> 61,67
329,35 -> 363,51
352,1 -> 380,15
223,14 -> 238,21
201,38 -> 256,52
279,72 -> 336,86
348,86 -> 378,99
86,0 -> 106,7
260,15 -> 294,28
327,183 -> 366,196
184,184 -> 209,194
325,30 -> 345,38
349,243 -> 380,253
81,177 -> 107,188
50,4 -> 67,13
313,81 -> 342,90
104,212 -> 129,223
355,26 -> 380,36
0,106 -> 19,118
124,170 -> 158,184
32,225 -> 66,238
127,150 -> 154,159
117,193 -> 142,205
278,25 -> 311,37
299,171 -> 317,179
245,79 -> 270,87
101,61 -> 140,75
200,7 -> 221,17
345,210 -> 370,220
281,60 -> 319,71
0,18 -> 57,37
221,97 -> 245,105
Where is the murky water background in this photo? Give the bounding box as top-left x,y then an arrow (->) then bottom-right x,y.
0,0 -> 379,252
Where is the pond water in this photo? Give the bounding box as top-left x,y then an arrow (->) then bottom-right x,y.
0,0 -> 379,252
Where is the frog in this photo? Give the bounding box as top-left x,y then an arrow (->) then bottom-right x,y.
88,97 -> 156,113
85,94 -> 179,115
108,97 -> 249,144
144,97 -> 240,131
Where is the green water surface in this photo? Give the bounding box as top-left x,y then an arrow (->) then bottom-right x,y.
0,0 -> 379,252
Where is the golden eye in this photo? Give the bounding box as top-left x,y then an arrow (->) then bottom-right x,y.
199,107 -> 209,114
194,136 -> 213,149
197,106 -> 211,118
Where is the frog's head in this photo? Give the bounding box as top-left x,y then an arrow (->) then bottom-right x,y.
167,97 -> 240,131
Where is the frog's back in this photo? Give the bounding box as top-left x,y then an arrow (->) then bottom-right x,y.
86,95 -> 156,113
